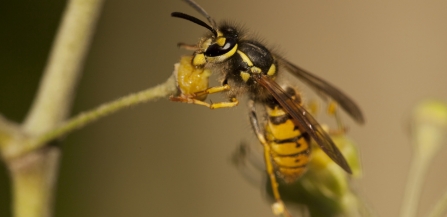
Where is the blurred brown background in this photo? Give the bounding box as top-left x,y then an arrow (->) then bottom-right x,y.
1,0 -> 447,217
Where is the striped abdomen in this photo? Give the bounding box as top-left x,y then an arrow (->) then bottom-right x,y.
264,103 -> 311,183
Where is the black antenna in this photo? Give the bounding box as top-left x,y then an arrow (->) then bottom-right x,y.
171,12 -> 218,37
182,0 -> 217,28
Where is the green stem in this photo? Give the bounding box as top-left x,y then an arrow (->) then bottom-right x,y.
7,75 -> 176,160
9,148 -> 60,217
23,0 -> 105,136
36,75 -> 177,146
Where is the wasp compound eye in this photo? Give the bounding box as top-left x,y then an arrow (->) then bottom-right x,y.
204,37 -> 237,57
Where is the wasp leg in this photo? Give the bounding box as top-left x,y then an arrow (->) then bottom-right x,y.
193,84 -> 231,97
248,101 -> 292,217
307,99 -> 319,116
171,84 -> 239,109
327,101 -> 347,135
194,84 -> 238,109
208,97 -> 239,109
170,95 -> 215,107
177,42 -> 198,51
171,96 -> 239,109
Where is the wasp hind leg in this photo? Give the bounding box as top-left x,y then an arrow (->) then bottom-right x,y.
248,101 -> 292,217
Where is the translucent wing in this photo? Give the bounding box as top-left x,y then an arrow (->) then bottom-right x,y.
254,74 -> 352,174
276,56 -> 365,124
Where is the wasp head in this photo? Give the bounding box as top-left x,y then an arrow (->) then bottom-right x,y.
200,26 -> 239,62
172,1 -> 239,66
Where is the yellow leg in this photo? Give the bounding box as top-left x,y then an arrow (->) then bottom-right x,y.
327,101 -> 347,135
248,101 -> 292,217
306,100 -> 346,135
209,97 -> 239,109
307,99 -> 319,116
193,84 -> 231,98
170,95 -> 214,107
171,84 -> 238,109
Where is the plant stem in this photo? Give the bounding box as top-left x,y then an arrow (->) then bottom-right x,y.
23,0 -> 105,136
9,0 -> 105,217
4,74 -> 177,160
9,149 -> 60,217
29,75 -> 175,158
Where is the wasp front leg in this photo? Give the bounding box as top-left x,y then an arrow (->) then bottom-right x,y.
171,56 -> 239,109
192,84 -> 239,109
170,55 -> 238,109
170,82 -> 239,109
170,91 -> 238,109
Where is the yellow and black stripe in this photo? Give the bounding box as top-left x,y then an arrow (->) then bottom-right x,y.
250,87 -> 311,184
264,97 -> 311,183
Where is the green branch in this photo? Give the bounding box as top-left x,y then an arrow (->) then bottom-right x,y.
36,76 -> 176,152
22,0 -> 105,136
5,75 -> 176,160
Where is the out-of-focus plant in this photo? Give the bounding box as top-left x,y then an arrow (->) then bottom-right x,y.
401,100 -> 447,217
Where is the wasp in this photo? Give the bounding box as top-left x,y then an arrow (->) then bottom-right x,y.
170,0 -> 364,215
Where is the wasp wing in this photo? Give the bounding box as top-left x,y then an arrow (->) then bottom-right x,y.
254,74 -> 352,174
276,56 -> 364,124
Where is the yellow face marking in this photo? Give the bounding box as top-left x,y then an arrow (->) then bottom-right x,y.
267,64 -> 276,76
237,50 -> 254,66
240,71 -> 250,82
216,37 -> 226,47
206,44 -> 238,63
192,53 -> 206,66
200,38 -> 212,51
